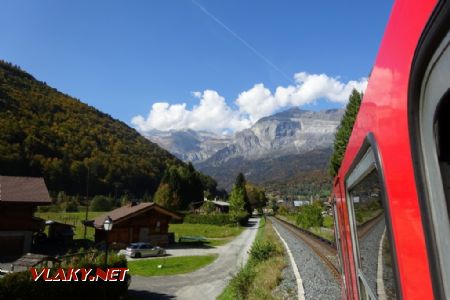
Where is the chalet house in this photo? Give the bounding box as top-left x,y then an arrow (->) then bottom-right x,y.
208,199 -> 230,213
0,176 -> 51,256
89,202 -> 182,247
191,198 -> 230,213
45,220 -> 75,244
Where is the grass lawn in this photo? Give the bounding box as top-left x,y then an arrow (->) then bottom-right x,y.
35,211 -> 106,240
169,223 -> 244,246
128,255 -> 218,276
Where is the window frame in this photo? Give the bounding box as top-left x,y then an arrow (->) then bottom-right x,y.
343,133 -> 402,299
408,2 -> 450,298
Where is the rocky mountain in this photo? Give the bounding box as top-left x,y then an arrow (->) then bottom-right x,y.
147,129 -> 231,162
146,108 -> 343,190
202,108 -> 343,165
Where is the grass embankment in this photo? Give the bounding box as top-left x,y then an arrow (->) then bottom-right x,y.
169,223 -> 244,246
355,209 -> 383,225
218,217 -> 286,300
128,255 -> 218,276
35,211 -> 106,240
278,214 -> 335,242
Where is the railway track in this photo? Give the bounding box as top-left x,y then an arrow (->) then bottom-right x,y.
357,213 -> 385,239
270,216 -> 341,283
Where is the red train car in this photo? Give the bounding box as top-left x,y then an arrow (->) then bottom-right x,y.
332,0 -> 450,299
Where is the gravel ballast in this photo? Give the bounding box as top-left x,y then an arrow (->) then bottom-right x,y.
272,256 -> 299,300
272,221 -> 341,300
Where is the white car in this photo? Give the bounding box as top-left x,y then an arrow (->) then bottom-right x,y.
122,242 -> 166,258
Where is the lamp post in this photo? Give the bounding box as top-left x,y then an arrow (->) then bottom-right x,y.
103,216 -> 113,270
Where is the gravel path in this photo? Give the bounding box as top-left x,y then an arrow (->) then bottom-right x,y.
128,218 -> 259,300
272,221 -> 341,300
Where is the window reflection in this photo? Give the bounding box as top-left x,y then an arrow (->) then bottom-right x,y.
349,169 -> 397,299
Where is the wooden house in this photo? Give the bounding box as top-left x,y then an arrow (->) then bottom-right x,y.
45,220 -> 75,244
89,202 -> 182,247
0,176 -> 51,256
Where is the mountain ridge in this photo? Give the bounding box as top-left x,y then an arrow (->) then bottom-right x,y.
0,60 -> 202,197
145,107 -> 343,189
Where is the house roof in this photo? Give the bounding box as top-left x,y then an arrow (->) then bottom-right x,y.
0,176 -> 51,204
45,220 -> 75,228
210,200 -> 229,207
92,202 -> 182,229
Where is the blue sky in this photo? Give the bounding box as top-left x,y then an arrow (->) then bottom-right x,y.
0,0 -> 393,133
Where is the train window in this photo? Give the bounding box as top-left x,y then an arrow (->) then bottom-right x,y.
332,199 -> 343,274
346,148 -> 397,300
436,95 -> 450,216
416,28 -> 450,298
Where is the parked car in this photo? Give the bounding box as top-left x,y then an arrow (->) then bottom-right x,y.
0,268 -> 11,278
121,242 -> 165,258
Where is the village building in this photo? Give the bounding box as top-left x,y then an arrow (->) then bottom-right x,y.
45,220 -> 75,244
207,199 -> 230,213
191,198 -> 230,213
0,176 -> 51,256
87,202 -> 182,247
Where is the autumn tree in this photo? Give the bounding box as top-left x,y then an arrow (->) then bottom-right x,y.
246,183 -> 267,211
154,183 -> 182,210
154,163 -> 210,210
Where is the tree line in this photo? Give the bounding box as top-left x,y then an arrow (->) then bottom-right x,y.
0,60 -> 220,201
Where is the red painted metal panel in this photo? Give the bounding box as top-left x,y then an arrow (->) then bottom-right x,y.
333,0 -> 437,299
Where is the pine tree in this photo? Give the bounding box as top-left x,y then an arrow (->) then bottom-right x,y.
229,173 -> 251,224
329,89 -> 363,176
236,173 -> 251,213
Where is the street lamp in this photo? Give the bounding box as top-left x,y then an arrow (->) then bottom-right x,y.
103,216 -> 113,270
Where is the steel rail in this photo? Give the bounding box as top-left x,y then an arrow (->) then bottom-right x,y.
271,216 -> 341,283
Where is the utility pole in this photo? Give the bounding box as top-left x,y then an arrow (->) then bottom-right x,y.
83,166 -> 90,239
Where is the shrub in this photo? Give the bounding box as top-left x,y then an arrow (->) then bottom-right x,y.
0,250 -> 129,300
184,213 -> 234,226
65,199 -> 79,212
229,210 -> 249,226
249,240 -> 277,263
228,265 -> 256,300
90,195 -> 114,212
199,201 -> 216,214
296,202 -> 324,229
277,205 -> 289,216
323,215 -> 334,228
37,205 -> 61,212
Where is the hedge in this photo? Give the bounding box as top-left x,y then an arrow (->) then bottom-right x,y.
184,213 -> 235,226
0,251 -> 129,300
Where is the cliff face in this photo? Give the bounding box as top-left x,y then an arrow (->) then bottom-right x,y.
146,107 -> 343,189
204,108 -> 343,165
147,129 -> 231,163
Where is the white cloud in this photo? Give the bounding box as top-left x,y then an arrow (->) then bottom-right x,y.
192,91 -> 202,98
132,72 -> 367,134
131,90 -> 251,133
